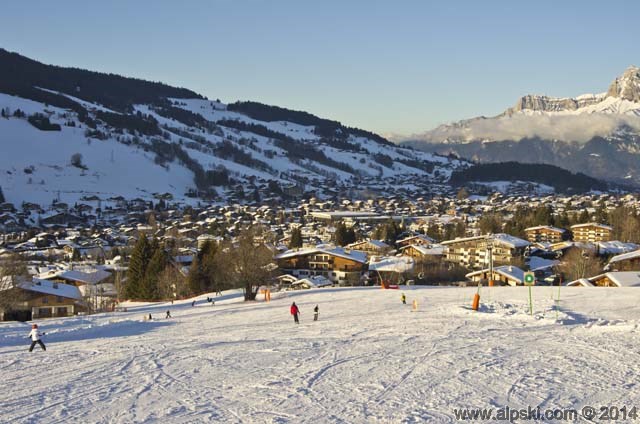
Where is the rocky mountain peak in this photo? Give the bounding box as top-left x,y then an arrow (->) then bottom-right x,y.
607,65 -> 640,102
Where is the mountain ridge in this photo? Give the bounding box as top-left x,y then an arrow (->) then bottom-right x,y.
0,48 -> 464,207
402,66 -> 640,187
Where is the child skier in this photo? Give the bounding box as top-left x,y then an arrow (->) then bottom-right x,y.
166,310 -> 172,319
313,305 -> 319,321
401,293 -> 406,304
27,324 -> 46,352
290,302 -> 300,324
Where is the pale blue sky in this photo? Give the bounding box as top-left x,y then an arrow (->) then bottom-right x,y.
1,0 -> 638,135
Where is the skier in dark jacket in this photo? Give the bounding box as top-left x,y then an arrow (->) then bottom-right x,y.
166,310 -> 172,319
313,305 -> 319,321
290,302 -> 300,324
27,324 -> 46,352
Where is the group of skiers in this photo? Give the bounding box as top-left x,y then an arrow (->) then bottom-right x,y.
26,300 -> 324,352
290,302 -> 319,324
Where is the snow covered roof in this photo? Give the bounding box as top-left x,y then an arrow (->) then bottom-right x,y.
197,234 -> 219,241
597,241 -> 638,256
570,222 -> 613,230
20,279 -> 82,300
310,211 -> 381,219
466,265 -> 526,286
368,256 -> 414,273
493,234 -> 530,248
571,272 -> 640,288
173,255 -> 193,264
40,269 -> 112,285
399,244 -> 445,256
603,272 -> 640,287
524,225 -> 566,233
441,233 -> 529,249
292,275 -> 333,288
567,278 -> 595,287
608,249 -> 640,265
275,245 -> 367,263
276,274 -> 298,283
347,239 -> 390,250
397,234 -> 436,244
527,256 -> 559,272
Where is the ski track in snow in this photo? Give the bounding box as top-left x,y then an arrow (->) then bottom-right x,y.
1,287 -> 640,423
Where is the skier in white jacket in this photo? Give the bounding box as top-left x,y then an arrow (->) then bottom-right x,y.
27,324 -> 46,352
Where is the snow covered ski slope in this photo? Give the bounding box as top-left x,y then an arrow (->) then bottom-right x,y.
1,286 -> 640,423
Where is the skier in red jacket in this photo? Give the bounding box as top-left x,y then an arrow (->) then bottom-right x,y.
290,302 -> 300,324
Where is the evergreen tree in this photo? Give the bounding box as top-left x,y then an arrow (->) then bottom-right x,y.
577,210 -> 590,224
125,234 -> 153,299
593,206 -> 608,224
557,212 -> 570,229
345,227 -> 356,245
71,248 -> 82,262
187,241 -> 218,294
187,254 -> 205,295
478,214 -> 502,235
0,186 -> 5,203
533,205 -> 554,226
383,221 -> 401,245
426,224 -> 440,241
143,247 -> 169,300
334,223 -> 349,246
289,227 -> 303,249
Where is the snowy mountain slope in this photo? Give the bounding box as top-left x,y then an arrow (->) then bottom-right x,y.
0,93 -> 195,205
403,66 -> 640,186
0,49 -> 464,206
1,286 -> 640,423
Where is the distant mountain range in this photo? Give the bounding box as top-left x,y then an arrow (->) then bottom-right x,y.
0,48 -> 466,206
402,66 -> 640,187
0,49 -> 614,207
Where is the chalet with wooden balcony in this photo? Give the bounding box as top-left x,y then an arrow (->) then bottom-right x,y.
524,225 -> 568,243
567,272 -> 640,287
0,278 -> 86,321
275,245 -> 367,286
346,239 -> 391,256
606,249 -> 640,271
396,234 -> 436,248
441,233 -> 530,270
570,222 -> 613,243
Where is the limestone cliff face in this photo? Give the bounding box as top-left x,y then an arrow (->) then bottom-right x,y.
504,66 -> 639,115
402,66 -> 640,186
607,66 -> 640,102
505,94 -> 602,114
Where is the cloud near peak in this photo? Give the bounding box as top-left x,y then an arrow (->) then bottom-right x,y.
409,113 -> 640,144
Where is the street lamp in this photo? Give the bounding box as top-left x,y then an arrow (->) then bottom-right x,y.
486,235 -> 494,287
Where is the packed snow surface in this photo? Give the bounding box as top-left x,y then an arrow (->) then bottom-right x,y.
1,286 -> 640,423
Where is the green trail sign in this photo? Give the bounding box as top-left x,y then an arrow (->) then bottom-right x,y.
523,272 -> 535,286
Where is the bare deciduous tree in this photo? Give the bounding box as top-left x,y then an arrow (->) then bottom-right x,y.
0,255 -> 29,317
215,226 -> 275,301
157,264 -> 188,300
557,248 -> 603,282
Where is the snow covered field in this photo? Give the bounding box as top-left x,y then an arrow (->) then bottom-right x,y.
1,286 -> 640,423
